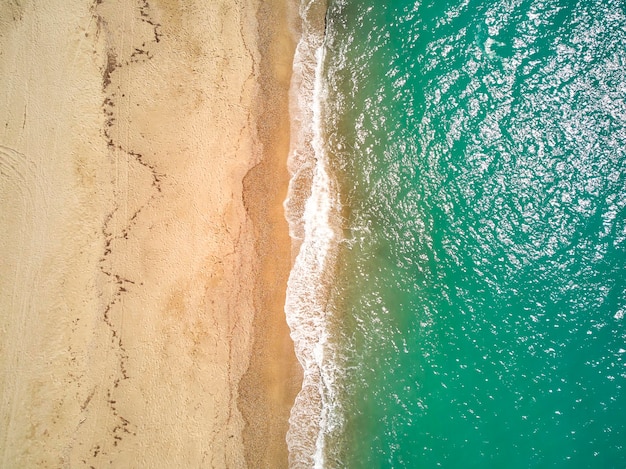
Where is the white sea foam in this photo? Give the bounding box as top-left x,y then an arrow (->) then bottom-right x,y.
284,0 -> 343,467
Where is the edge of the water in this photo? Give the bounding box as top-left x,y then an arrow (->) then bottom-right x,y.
237,0 -> 303,467
283,0 -> 346,466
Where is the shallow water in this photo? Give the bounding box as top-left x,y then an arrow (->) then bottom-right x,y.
286,0 -> 626,467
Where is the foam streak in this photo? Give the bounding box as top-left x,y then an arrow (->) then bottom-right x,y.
284,0 -> 342,467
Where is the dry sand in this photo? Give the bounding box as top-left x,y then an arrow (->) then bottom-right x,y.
0,0 -> 300,467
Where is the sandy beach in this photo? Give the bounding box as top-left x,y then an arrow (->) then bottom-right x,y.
0,0 -> 299,467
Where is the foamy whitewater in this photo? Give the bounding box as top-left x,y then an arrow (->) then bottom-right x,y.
284,1 -> 341,467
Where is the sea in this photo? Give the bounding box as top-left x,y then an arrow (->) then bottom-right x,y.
283,0 -> 626,467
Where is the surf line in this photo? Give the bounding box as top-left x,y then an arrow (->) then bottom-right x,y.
283,0 -> 342,467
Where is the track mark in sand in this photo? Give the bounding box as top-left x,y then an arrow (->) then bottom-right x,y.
0,145 -> 39,201
138,0 -> 163,44
102,50 -> 117,90
86,0 -> 164,461
0,144 -> 43,309
0,144 -> 42,463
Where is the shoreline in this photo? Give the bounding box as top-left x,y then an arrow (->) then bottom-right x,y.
239,0 -> 302,467
0,0 -> 299,467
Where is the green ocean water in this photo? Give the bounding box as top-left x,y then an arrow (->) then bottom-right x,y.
293,0 -> 626,467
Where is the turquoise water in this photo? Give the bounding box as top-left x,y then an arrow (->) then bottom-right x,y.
285,0 -> 626,467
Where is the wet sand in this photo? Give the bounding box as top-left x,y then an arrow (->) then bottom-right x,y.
0,0 -> 299,467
